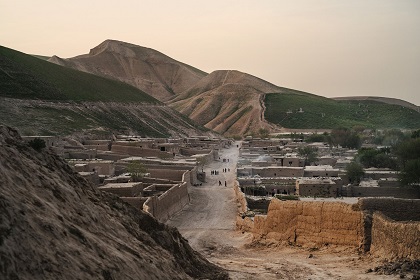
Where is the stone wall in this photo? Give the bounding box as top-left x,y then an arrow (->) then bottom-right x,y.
370,212 -> 420,260
253,199 -> 363,247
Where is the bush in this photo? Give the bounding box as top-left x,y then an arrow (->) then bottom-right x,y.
346,161 -> 364,184
28,138 -> 46,152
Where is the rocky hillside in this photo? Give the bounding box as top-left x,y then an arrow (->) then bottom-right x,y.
0,125 -> 228,280
0,45 -> 209,137
169,70 -> 286,136
49,40 -> 207,102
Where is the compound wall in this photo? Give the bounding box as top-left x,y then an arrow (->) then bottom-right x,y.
370,212 -> 420,259
253,200 -> 363,247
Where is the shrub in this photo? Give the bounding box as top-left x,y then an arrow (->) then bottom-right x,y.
28,138 -> 46,152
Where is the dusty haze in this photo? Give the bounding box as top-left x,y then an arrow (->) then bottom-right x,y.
1,0 -> 419,105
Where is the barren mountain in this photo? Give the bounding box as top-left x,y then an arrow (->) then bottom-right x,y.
49,40 -> 207,102
45,40 -> 419,134
0,125 -> 228,279
169,70 -> 286,136
0,45 -> 209,137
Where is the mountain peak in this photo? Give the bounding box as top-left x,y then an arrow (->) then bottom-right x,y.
88,39 -> 138,58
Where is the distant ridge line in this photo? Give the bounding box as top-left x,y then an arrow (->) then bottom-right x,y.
333,96 -> 419,112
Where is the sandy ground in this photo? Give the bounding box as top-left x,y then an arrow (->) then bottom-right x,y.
167,142 -> 397,279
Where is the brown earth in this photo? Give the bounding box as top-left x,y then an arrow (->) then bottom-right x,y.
49,40 -> 207,102
168,142 -> 399,279
0,126 -> 228,279
169,70 -> 283,136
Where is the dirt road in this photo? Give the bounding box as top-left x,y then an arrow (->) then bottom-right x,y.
167,143 -> 397,279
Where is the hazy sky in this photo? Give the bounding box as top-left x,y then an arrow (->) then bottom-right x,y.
1,0 -> 420,105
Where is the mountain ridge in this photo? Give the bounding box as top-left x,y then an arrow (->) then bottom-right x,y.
49,39 -> 207,102
0,45 -> 210,137
46,40 -> 420,133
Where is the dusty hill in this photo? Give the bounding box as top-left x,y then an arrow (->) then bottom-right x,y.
169,70 -> 287,136
0,45 -> 208,137
0,125 -> 228,280
45,40 -> 419,134
49,40 -> 207,102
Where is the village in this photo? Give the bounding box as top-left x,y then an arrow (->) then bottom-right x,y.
21,132 -> 419,220
15,132 -> 420,278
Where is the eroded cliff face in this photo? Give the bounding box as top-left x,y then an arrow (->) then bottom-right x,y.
0,126 -> 228,279
252,199 -> 364,247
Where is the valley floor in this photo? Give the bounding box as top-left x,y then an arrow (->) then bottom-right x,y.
167,143 -> 399,279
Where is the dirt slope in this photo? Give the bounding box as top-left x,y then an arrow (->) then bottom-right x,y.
48,40 -> 207,102
169,70 -> 284,136
0,125 -> 228,280
0,97 -> 209,137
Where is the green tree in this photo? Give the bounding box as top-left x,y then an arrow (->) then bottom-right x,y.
346,161 -> 364,185
395,138 -> 420,186
358,148 -> 398,169
305,133 -> 326,143
258,128 -> 270,139
127,161 -> 147,182
411,129 -> 420,139
298,146 -> 318,166
331,128 -> 361,149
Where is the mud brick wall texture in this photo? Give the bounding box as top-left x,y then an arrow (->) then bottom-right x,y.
247,197 -> 420,259
253,200 -> 363,247
355,198 -> 420,221
371,212 -> 420,259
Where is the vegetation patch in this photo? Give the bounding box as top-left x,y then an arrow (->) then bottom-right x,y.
265,93 -> 420,129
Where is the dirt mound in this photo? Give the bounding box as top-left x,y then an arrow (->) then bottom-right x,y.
0,125 -> 228,279
48,40 -> 207,102
169,70 -> 283,136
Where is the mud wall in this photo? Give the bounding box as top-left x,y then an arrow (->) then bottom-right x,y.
234,181 -> 255,232
144,181 -> 190,222
111,145 -> 174,159
356,198 -> 420,221
370,212 -> 420,260
147,168 -> 186,182
246,197 -> 420,258
345,186 -> 420,199
253,199 -> 364,247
